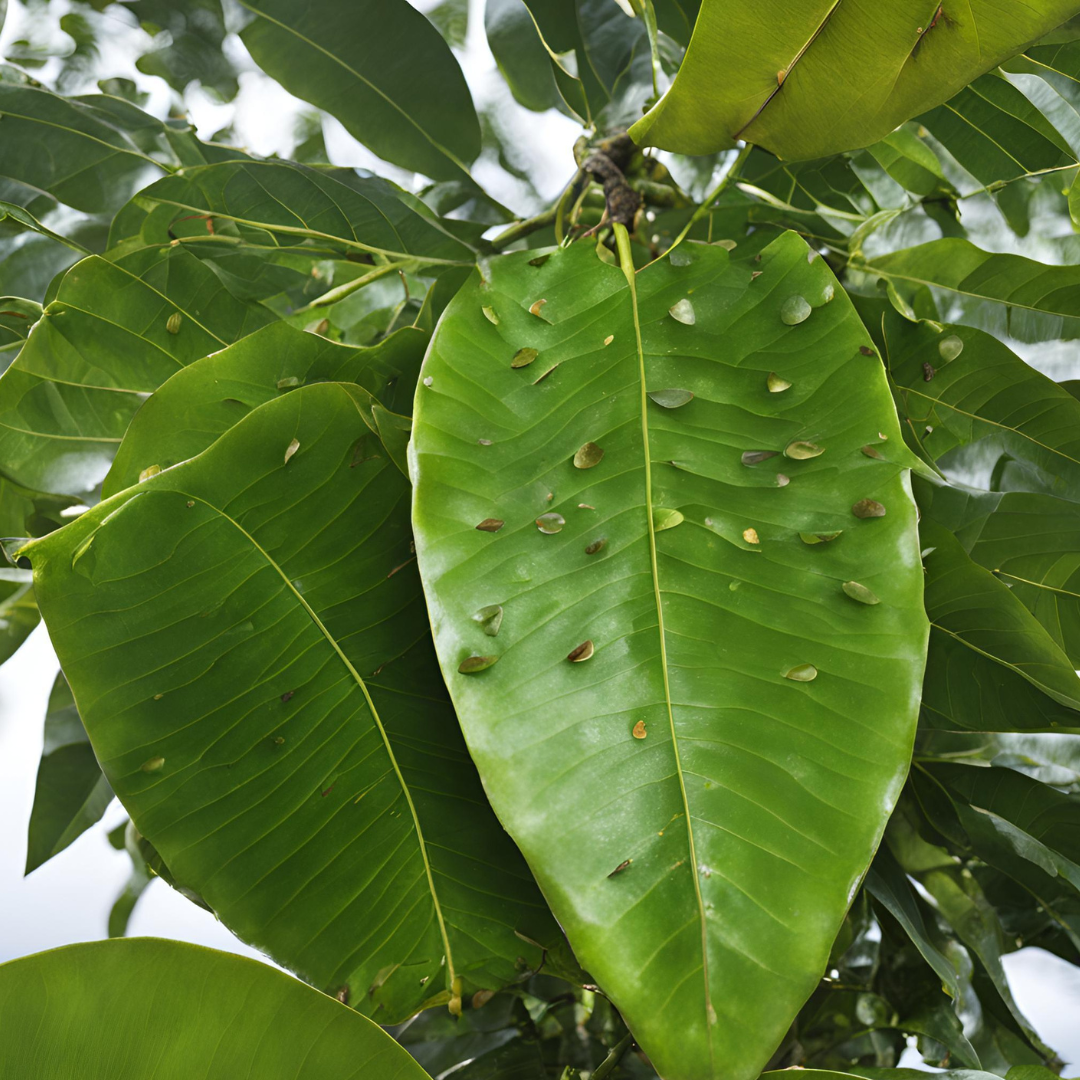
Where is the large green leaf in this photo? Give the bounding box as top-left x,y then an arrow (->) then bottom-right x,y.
21,383 -> 559,1023
25,671 -> 112,874
410,230 -> 928,1080
103,321 -> 427,497
0,244 -> 273,495
0,938 -> 431,1079
628,0 -> 1080,161
919,519 -> 1080,734
131,160 -> 478,265
857,239 -> 1080,344
239,0 -> 480,181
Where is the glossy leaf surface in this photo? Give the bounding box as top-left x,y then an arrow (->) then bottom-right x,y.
25,672 -> 112,874
239,0 -> 481,180
23,384 -> 557,1022
0,938 -> 430,1079
629,0 -> 1080,160
411,231 -> 928,1079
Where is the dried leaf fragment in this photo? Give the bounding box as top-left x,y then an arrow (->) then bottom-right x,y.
603,334 -> 614,346
784,440 -> 824,460
648,388 -> 693,408
608,859 -> 632,877
852,498 -> 886,519
459,655 -> 498,674
742,450 -> 777,466
573,442 -> 604,469
742,528 -> 760,545
842,581 -> 880,605
472,605 -> 504,636
567,640 -> 594,662
652,507 -> 684,531
476,518 -> 504,533
632,720 -> 647,739
284,438 -> 300,464
668,298 -> 695,325
536,512 -> 565,534
529,299 -> 547,318
780,295 -> 811,325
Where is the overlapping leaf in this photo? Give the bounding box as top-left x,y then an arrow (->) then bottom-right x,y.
22,383 -> 560,1023
629,0 -> 1080,160
0,939 -> 431,1079
411,230 -> 928,1080
0,244 -> 273,495
25,672 -> 112,874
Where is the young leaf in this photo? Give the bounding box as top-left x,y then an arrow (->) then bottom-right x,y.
411,230 -> 928,1080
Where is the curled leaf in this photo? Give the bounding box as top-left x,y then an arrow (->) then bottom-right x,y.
842,581 -> 880,605
632,720 -> 647,739
567,640 -> 594,662
573,442 -> 604,469
472,605 -> 504,636
284,438 -> 300,464
780,296 -> 811,325
459,655 -> 498,674
529,299 -> 547,318
852,499 -> 886,519
536,512 -> 565,534
648,388 -> 693,409
668,298 -> 695,325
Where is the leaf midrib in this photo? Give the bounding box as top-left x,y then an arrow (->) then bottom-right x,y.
616,224 -> 714,1062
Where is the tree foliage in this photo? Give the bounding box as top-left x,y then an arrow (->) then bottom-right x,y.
2,1 -> 1080,1079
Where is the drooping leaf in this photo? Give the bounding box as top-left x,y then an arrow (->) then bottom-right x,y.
131,160 -> 478,264
485,0 -> 566,114
629,1 -> 1080,161
0,244 -> 273,495
22,383 -> 561,1023
239,0 -> 481,181
919,519 -> 1080,734
25,671 -> 113,874
857,238 -> 1080,344
410,230 -> 928,1080
0,938 -> 431,1079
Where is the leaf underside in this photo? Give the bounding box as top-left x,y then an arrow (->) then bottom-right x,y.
411,232 -> 929,1080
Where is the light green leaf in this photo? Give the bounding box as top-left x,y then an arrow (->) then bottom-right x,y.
0,938 -> 432,1079
865,126 -> 957,200
411,230 -> 928,1080
0,245 -> 273,495
25,671 -> 112,874
239,0 -> 481,180
133,159 -> 478,264
919,519 -> 1080,734
103,321 -> 427,496
629,0 -> 1080,161
22,383 -> 560,1023
860,238 -> 1080,343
